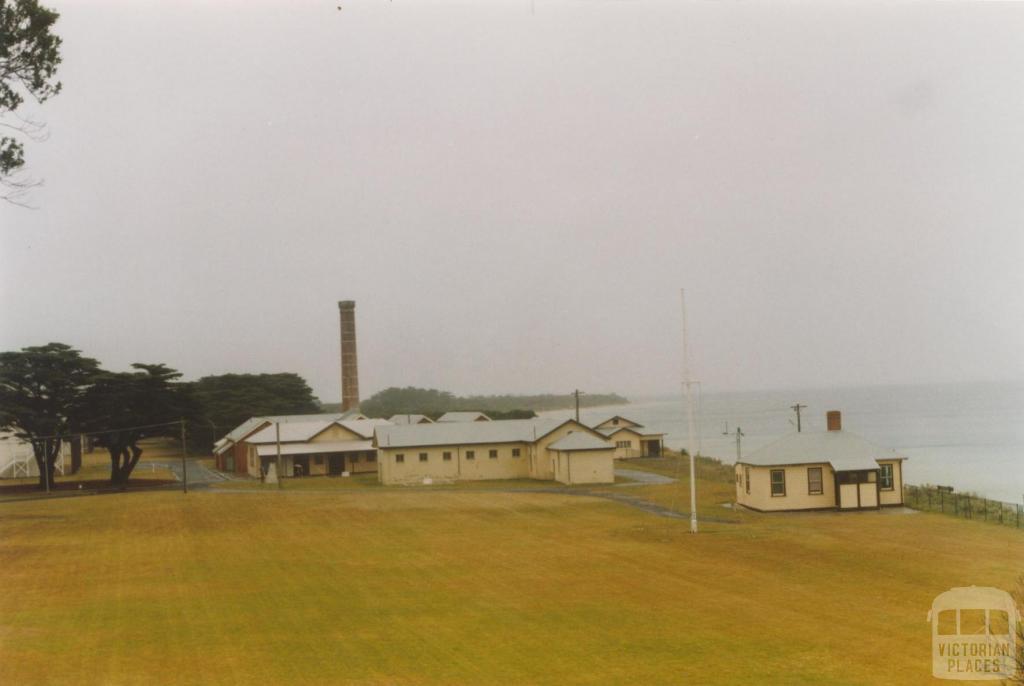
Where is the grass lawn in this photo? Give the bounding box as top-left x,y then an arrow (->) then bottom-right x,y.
0,476 -> 1021,685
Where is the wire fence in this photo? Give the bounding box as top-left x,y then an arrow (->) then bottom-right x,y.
0,434 -> 199,502
904,484 -> 1023,529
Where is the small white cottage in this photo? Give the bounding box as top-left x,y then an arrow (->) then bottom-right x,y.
735,411 -> 906,512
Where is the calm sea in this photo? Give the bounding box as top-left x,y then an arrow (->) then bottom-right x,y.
540,381 -> 1024,504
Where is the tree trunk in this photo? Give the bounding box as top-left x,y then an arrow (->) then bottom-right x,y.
70,435 -> 82,474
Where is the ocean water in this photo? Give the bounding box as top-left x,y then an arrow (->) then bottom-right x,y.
540,381 -> 1024,504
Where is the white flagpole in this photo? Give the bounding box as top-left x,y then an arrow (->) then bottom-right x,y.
681,288 -> 698,534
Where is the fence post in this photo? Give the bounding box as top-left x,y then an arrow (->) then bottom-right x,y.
954,493 -> 958,516
928,490 -> 932,510
939,490 -> 943,513
983,499 -> 987,521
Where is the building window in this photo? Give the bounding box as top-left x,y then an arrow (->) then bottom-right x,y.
443,451 -> 452,461
744,466 -> 750,494
419,452 -> 428,462
395,454 -> 404,463
612,418 -> 619,425
807,467 -> 823,495
489,449 -> 498,459
466,450 -> 475,460
367,452 -> 376,463
314,456 -> 323,465
616,440 -> 631,449
512,448 -> 520,458
351,454 -> 360,463
770,469 -> 786,497
879,463 -> 894,490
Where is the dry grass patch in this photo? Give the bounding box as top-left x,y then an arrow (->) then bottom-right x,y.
0,483 -> 1019,685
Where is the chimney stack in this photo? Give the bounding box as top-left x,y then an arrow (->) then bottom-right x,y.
826,410 -> 842,432
338,301 -> 359,411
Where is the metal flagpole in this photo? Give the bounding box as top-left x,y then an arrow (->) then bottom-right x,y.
681,288 -> 698,534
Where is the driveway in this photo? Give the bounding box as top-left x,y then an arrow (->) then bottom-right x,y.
615,468 -> 676,485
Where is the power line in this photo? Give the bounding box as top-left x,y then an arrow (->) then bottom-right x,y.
10,420 -> 184,443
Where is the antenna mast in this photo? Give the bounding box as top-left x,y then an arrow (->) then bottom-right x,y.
681,288 -> 698,534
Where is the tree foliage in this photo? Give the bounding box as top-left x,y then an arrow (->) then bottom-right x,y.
0,0 -> 62,203
0,343 -> 98,488
81,364 -> 195,485
186,373 -> 320,448
357,386 -> 628,420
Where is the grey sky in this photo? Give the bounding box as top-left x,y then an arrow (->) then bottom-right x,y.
1,1 -> 1022,403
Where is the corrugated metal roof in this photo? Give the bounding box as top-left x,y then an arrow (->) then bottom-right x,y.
247,420 -> 332,444
245,418 -> 393,444
548,432 -> 613,452
217,413 -> 346,446
436,411 -> 492,423
375,418 -> 579,448
255,440 -> 374,456
739,430 -> 905,471
388,414 -> 434,425
339,418 -> 393,438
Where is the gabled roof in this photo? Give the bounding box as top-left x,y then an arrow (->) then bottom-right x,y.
375,418 -> 593,449
593,415 -> 642,429
548,432 -> 614,452
247,418 -> 393,444
388,414 -> 434,425
596,426 -> 644,438
436,411 -> 492,423
739,430 -> 906,471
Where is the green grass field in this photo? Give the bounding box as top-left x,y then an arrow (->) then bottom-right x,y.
0,467 -> 1021,685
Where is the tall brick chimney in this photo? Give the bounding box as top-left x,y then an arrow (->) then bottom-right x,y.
826,410 -> 842,432
338,301 -> 359,412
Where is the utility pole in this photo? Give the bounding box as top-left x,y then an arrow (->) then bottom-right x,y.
180,419 -> 188,494
790,403 -> 807,432
275,422 -> 283,490
573,389 -> 583,423
723,424 -> 745,462
681,288 -> 698,534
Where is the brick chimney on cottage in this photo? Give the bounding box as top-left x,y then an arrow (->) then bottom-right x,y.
826,410 -> 842,432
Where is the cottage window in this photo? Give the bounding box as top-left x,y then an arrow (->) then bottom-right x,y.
807,467 -> 823,495
419,452 -> 428,462
512,448 -> 521,458
367,453 -> 376,463
443,451 -> 452,461
395,454 -> 405,463
466,450 -> 475,460
314,456 -> 323,465
879,464 -> 894,490
770,469 -> 786,497
616,440 -> 631,449
489,449 -> 498,459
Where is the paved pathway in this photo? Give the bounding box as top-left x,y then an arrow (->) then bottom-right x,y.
151,460 -> 228,486
614,468 -> 676,485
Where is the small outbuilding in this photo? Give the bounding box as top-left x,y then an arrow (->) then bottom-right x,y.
735,411 -> 906,512
592,416 -> 665,458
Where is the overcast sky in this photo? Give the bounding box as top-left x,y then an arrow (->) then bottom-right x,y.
1,1 -> 1022,402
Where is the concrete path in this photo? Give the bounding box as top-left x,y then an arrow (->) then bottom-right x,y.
614,468 -> 676,485
151,460 -> 228,486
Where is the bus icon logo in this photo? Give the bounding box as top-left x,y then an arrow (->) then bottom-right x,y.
928,586 -> 1018,680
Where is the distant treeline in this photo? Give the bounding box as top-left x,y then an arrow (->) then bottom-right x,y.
322,387 -> 628,420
